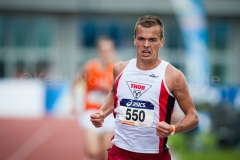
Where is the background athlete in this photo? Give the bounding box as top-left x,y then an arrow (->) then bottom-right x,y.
72,36 -> 117,160
90,15 -> 199,159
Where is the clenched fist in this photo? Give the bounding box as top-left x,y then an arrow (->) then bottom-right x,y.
156,121 -> 173,138
90,110 -> 105,128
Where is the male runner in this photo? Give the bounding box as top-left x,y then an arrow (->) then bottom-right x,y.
90,15 -> 199,160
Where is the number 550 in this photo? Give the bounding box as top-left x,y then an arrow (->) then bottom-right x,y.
125,108 -> 145,122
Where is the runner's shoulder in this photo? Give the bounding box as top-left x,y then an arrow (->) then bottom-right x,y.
113,60 -> 130,77
165,63 -> 187,92
166,63 -> 185,79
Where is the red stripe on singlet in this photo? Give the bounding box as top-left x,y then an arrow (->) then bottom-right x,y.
113,73 -> 123,118
158,80 -> 169,153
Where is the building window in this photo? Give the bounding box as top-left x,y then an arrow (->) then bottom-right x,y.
35,19 -> 53,48
0,17 -> 5,47
212,64 -> 226,84
209,20 -> 229,51
0,61 -> 4,78
0,16 -> 53,48
165,24 -> 182,49
80,20 -> 120,48
13,18 -> 27,47
82,23 -> 97,47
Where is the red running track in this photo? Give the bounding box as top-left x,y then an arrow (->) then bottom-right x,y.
0,118 -> 84,160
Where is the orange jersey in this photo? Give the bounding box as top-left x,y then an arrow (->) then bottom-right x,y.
84,60 -> 114,110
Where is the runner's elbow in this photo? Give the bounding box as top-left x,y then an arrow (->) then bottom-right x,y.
192,112 -> 199,128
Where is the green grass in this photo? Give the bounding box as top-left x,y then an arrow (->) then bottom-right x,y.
177,151 -> 240,160
168,133 -> 240,160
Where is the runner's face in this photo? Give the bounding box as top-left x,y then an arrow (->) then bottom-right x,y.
134,25 -> 164,63
97,40 -> 115,59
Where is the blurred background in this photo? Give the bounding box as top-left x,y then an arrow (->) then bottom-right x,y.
0,0 -> 240,159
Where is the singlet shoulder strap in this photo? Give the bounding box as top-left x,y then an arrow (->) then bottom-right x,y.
128,59 -> 137,67
158,60 -> 169,77
161,60 -> 169,69
121,59 -> 136,71
159,60 -> 174,97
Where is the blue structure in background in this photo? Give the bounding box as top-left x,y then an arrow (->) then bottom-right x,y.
170,0 -> 210,85
45,83 -> 66,115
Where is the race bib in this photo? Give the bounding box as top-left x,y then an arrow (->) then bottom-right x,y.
87,90 -> 107,105
119,98 -> 154,127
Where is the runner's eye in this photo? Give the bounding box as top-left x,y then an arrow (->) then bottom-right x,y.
150,38 -> 157,42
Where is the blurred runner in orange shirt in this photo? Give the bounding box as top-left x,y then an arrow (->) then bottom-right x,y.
72,36 -> 117,160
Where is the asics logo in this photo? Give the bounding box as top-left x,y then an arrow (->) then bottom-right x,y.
126,100 -> 146,108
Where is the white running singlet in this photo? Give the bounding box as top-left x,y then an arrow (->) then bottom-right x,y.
112,59 -> 176,153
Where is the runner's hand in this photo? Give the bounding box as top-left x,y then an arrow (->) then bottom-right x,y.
90,111 -> 105,128
156,121 -> 172,138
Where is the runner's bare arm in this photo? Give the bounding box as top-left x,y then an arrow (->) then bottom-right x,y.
166,65 -> 199,134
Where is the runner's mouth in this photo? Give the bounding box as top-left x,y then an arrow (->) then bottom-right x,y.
142,50 -> 151,56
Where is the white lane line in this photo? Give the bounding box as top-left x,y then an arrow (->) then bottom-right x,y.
6,122 -> 59,160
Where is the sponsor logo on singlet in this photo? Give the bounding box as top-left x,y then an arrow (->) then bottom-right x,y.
126,81 -> 152,99
149,74 -> 159,78
120,98 -> 154,110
